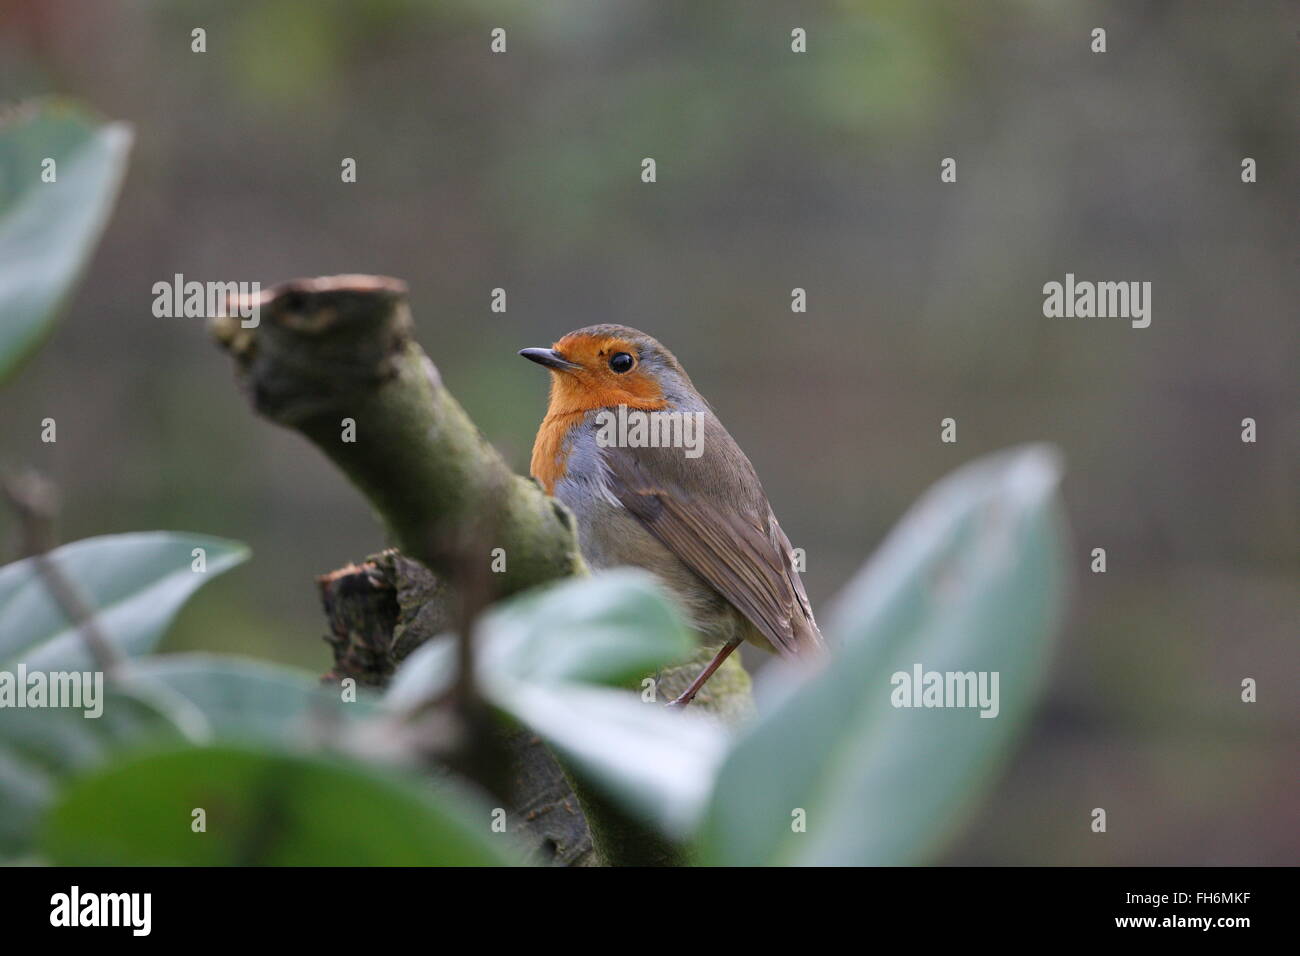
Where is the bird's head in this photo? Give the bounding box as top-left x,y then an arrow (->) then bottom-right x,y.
519,324 -> 698,415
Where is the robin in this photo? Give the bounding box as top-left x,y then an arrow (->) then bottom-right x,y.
520,325 -> 824,707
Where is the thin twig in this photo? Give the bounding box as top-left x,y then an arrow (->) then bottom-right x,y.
2,471 -> 122,676
448,470 -> 509,707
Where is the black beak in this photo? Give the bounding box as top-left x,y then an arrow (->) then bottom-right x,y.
519,347 -> 580,371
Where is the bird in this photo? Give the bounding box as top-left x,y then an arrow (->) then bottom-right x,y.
520,324 -> 824,708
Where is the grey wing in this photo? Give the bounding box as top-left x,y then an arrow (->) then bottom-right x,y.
602,441 -> 824,658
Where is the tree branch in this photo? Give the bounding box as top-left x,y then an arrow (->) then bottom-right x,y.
212,275 -> 585,595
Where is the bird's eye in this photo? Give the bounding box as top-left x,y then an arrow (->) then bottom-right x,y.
609,352 -> 634,373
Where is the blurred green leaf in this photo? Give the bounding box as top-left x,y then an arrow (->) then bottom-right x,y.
129,653 -> 379,738
385,569 -> 695,710
42,742 -> 514,865
0,100 -> 132,385
1,652 -> 377,861
492,680 -> 725,841
699,444 -> 1068,865
383,634 -> 457,712
0,687 -> 191,859
385,570 -> 720,838
478,569 -> 695,686
0,532 -> 249,671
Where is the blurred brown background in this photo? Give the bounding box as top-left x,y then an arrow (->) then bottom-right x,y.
1,0 -> 1295,863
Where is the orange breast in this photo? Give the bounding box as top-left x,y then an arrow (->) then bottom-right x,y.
531,411 -> 583,494
530,374 -> 669,494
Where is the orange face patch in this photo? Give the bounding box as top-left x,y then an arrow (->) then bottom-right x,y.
543,333 -> 669,417
529,333 -> 669,493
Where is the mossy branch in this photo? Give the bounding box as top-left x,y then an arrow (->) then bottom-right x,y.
212,275 -> 585,594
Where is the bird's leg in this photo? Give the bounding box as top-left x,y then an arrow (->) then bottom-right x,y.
666,637 -> 743,709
